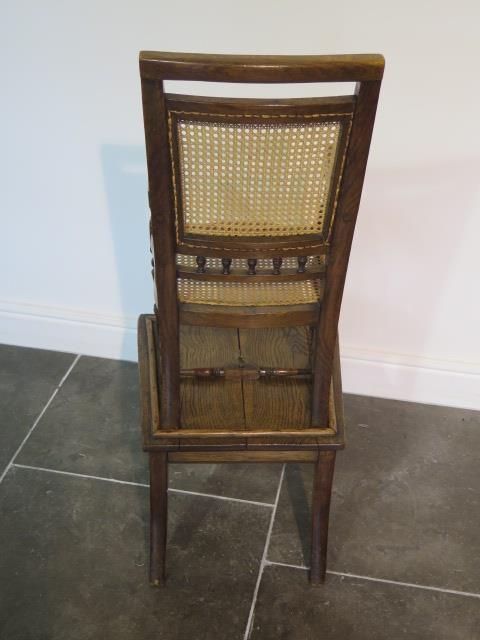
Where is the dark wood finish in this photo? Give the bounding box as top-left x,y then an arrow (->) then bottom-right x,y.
137,315 -> 344,451
137,316 -> 178,450
168,450 -> 319,463
272,257 -> 283,275
138,51 -> 383,585
153,428 -> 334,438
332,337 -> 344,435
221,257 -> 232,275
179,303 -> 320,329
176,270 -> 325,283
138,313 -> 346,584
241,327 -> 318,451
146,317 -> 161,431
175,242 -> 327,260
179,325 -> 245,434
177,441 -> 246,453
138,314 -> 154,445
149,452 -> 168,586
166,93 -> 356,115
141,79 -> 180,429
240,327 -> 313,431
195,256 -> 206,273
140,52 -> 385,83
247,259 -> 257,276
311,79 -> 382,426
297,256 -> 308,273
310,451 -> 336,584
180,366 -> 311,379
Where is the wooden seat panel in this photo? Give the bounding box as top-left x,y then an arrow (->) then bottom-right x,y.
138,314 -> 344,453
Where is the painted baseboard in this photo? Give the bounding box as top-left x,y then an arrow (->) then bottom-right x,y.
0,300 -> 139,362
1,299 -> 479,411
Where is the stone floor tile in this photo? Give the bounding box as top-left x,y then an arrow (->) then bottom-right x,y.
0,344 -> 76,476
250,564 -> 480,640
18,355 -> 283,502
268,395 -> 480,592
0,466 -> 270,640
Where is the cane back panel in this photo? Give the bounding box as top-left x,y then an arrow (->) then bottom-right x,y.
168,111 -> 353,243
166,97 -> 354,307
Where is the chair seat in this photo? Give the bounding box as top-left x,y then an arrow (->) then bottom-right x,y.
177,277 -> 323,306
137,314 -> 345,454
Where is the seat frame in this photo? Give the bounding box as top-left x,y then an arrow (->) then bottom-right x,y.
138,51 -> 384,586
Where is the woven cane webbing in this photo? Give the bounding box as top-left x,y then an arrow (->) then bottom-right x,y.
173,117 -> 343,238
177,278 -> 322,307
176,254 -> 324,272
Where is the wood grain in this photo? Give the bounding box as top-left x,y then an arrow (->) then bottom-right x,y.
240,326 -> 313,429
139,315 -> 344,449
149,452 -> 168,586
140,51 -> 385,83
179,325 -> 246,448
138,316 -> 178,449
141,78 -> 180,428
312,79 -> 383,426
180,303 -> 319,329
168,450 -> 318,463
166,93 -> 356,115
310,451 -> 336,584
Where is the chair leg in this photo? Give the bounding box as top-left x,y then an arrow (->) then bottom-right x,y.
149,452 -> 168,587
310,451 -> 336,585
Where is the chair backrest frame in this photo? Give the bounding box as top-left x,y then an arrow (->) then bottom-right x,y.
166,93 -> 355,257
139,52 -> 384,429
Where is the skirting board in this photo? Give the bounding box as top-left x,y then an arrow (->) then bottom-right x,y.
1,300 -> 479,411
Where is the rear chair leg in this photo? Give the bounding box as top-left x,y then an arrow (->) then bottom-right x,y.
310,451 -> 336,585
149,452 -> 168,586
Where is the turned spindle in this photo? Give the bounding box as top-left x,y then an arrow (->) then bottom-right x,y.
221,257 -> 232,275
297,256 -> 308,273
272,257 -> 283,275
247,258 -> 257,275
196,256 -> 207,273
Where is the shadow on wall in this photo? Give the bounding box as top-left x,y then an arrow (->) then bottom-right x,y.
100,144 -> 152,361
341,157 -> 479,397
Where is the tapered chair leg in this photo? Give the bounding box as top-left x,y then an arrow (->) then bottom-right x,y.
149,452 -> 168,587
310,451 -> 336,585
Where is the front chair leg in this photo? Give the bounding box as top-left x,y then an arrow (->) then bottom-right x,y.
310,451 -> 336,585
149,452 -> 168,587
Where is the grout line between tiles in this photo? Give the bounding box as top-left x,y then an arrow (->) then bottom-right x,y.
13,463 -> 150,488
327,570 -> 480,600
12,463 -> 275,509
243,463 -> 286,640
264,560 -> 480,600
0,354 -> 81,485
168,487 -> 274,508
265,559 -> 309,571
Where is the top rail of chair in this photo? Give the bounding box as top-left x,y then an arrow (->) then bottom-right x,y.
139,52 -> 385,83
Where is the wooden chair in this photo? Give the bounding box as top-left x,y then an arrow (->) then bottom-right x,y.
137,52 -> 384,587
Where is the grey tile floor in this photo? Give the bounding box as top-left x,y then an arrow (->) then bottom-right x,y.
0,344 -> 479,639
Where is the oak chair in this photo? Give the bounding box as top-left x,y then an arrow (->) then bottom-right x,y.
137,51 -> 384,587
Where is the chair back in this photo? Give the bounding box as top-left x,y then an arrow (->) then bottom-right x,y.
139,52 -> 384,428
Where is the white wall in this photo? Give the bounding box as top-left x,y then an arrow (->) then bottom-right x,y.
2,1 -> 479,409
